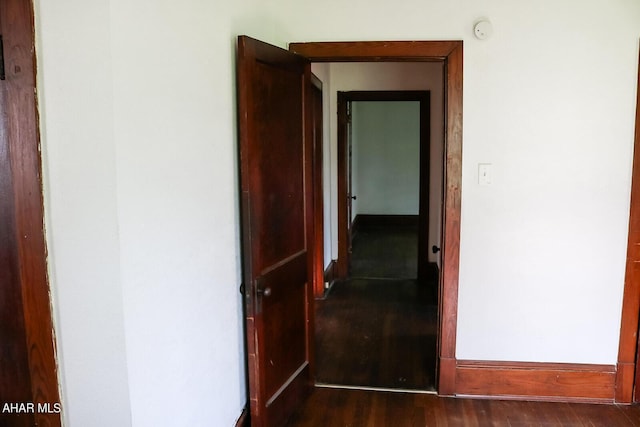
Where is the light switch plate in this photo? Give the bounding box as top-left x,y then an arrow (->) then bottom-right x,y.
478,163 -> 493,185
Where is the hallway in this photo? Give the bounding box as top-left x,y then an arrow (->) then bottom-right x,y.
315,221 -> 437,391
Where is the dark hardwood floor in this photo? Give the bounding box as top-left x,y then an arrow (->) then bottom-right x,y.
285,388 -> 640,427
315,223 -> 437,390
303,223 -> 640,425
315,278 -> 437,390
349,223 -> 418,279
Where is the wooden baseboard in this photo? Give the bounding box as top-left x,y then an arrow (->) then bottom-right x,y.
324,260 -> 337,285
455,360 -> 616,403
352,214 -> 418,235
235,406 -> 249,427
438,356 -> 457,396
615,361 -> 635,403
317,261 -> 338,299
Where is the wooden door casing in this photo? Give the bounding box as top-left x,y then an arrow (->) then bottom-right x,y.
0,1 -> 61,426
289,40 -> 463,395
310,75 -> 325,299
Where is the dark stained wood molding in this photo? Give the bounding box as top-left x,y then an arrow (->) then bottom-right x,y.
323,260 -> 336,286
418,90 -> 431,285
335,90 -> 430,102
1,0 -> 61,425
290,40 -> 463,397
290,41 -> 461,62
311,74 -> 325,299
352,214 -> 419,231
304,63 -> 318,397
617,361 -> 636,403
336,92 -> 349,278
438,42 -> 463,395
617,49 -> 640,404
455,360 -> 617,403
438,357 -> 457,396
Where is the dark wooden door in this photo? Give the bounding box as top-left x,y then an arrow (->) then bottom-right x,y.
237,36 -> 314,427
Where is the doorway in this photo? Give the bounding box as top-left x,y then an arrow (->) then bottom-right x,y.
290,40 -> 463,396
237,37 -> 463,426
336,90 -> 435,286
315,90 -> 440,391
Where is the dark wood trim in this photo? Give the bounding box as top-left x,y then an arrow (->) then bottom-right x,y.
291,41 -> 463,397
335,90 -> 430,102
455,360 -> 616,403
617,49 -> 640,404
438,357 -> 457,396
311,74 -> 325,299
351,215 -> 419,244
304,64 -> 317,388
418,91 -> 431,284
1,1 -> 61,425
336,92 -> 349,278
438,42 -> 463,395
352,214 -> 419,231
290,41 -> 461,62
323,260 -> 337,285
617,362 -> 636,403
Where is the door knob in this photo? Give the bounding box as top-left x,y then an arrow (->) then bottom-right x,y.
257,286 -> 272,297
432,245 -> 441,253
350,195 -> 357,200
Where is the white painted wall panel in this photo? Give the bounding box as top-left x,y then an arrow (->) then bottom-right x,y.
351,101 -> 421,216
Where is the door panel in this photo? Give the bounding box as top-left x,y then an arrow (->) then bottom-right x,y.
237,35 -> 314,427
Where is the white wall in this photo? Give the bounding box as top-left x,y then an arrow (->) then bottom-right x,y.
278,0 -> 640,365
351,101 -> 421,217
32,0 -> 640,425
35,0 -> 132,425
35,0 -> 284,426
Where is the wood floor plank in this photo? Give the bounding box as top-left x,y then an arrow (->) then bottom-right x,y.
315,277 -> 437,390
285,388 -> 640,427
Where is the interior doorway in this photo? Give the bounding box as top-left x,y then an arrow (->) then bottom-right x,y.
336,91 -> 436,286
289,41 -> 463,396
237,38 -> 463,426
314,90 -> 441,391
